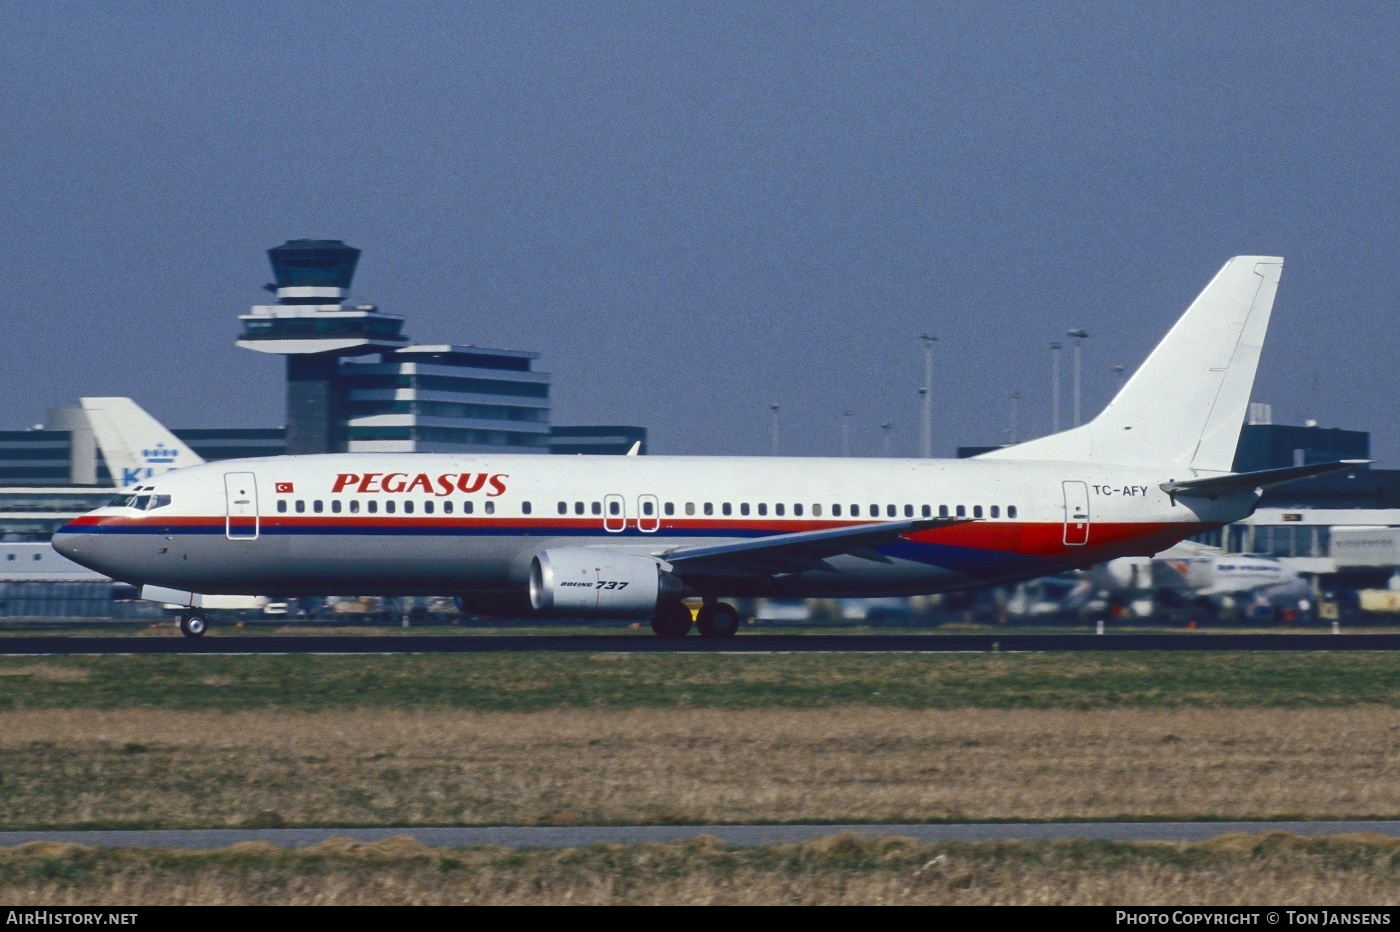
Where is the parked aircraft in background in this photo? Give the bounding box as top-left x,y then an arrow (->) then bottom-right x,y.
54,256 -> 1360,637
79,397 -> 204,487
1086,544 -> 1313,622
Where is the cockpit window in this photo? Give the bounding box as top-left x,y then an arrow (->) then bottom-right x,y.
107,493 -> 172,510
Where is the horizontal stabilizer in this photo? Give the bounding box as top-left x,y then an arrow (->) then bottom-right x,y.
1160,460 -> 1368,499
663,517 -> 968,578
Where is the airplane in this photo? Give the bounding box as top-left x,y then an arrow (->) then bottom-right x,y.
53,256 -> 1362,638
79,397 -> 205,487
1085,544 -> 1314,622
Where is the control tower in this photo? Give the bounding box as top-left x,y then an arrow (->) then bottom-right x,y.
237,240 -> 408,454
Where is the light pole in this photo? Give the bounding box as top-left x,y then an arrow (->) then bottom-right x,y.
1067,329 -> 1089,426
841,410 -> 853,457
1049,341 -> 1062,433
1008,391 -> 1022,444
919,333 -> 937,457
769,403 -> 780,456
880,422 -> 894,458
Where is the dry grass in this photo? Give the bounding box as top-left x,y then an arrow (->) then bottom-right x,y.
2,833 -> 1400,905
4,706 -> 1400,828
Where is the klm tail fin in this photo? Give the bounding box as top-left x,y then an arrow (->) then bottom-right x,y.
981,256 -> 1283,471
79,397 -> 205,487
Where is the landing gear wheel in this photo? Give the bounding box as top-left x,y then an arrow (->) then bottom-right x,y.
650,602 -> 693,639
179,613 -> 208,638
696,602 -> 741,639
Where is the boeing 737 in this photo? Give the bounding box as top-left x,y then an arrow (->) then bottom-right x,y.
53,256 -> 1358,637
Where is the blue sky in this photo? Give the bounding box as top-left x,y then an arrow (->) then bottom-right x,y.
2,2 -> 1395,461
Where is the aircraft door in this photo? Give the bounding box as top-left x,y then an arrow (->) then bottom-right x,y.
225,472 -> 259,540
603,494 -> 626,533
1062,480 -> 1090,546
637,494 -> 660,533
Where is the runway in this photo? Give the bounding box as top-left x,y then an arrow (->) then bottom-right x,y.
3,632 -> 1400,654
3,821 -> 1398,850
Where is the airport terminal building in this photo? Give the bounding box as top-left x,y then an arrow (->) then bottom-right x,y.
1,239 -> 645,542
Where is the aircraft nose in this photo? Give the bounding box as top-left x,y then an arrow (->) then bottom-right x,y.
51,530 -> 82,561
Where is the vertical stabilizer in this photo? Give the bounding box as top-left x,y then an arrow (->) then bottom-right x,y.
79,398 -> 205,487
981,256 -> 1282,471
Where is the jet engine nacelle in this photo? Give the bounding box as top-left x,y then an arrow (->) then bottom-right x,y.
529,548 -> 681,618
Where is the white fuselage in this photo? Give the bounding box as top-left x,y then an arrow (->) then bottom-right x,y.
53,452 -> 1250,602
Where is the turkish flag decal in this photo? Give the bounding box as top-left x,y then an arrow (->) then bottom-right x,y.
275,482 -> 294,494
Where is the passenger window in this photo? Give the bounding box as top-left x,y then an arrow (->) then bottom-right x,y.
775,503 -> 785,516
424,501 -> 434,515
812,504 -> 822,517
664,502 -> 674,516
956,505 -> 966,517
350,500 -> 360,514
851,505 -> 860,516
921,505 -> 931,518
833,504 -> 842,517
703,503 -> 713,516
558,502 -> 568,515
887,505 -> 897,518
643,500 -> 655,516
722,503 -> 732,516
1008,505 -> 1018,519
385,501 -> 396,514
609,500 -> 620,516
331,500 -> 342,514
443,501 -> 453,514
295,500 -> 305,514
313,500 -> 324,513
575,502 -> 585,515
870,504 -> 878,516
591,502 -> 601,516
463,501 -> 474,514
522,501 -> 531,515
277,500 -> 287,514
404,501 -> 414,514
904,504 -> 913,517
367,501 -> 378,514
740,503 -> 750,516
990,505 -> 1000,518
939,505 -> 949,518
484,501 -> 495,515
973,505 -> 983,518
685,503 -> 695,516
758,503 -> 768,516
794,504 -> 803,517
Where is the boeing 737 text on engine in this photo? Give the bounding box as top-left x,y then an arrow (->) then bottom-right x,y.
54,257 -> 1360,638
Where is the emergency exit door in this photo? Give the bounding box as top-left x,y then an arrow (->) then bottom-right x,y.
1062,481 -> 1090,546
225,472 -> 259,540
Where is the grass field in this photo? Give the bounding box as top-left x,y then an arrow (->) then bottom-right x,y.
2,706 -> 1399,828
4,833 -> 1400,905
2,651 -> 1400,711
4,649 -> 1399,902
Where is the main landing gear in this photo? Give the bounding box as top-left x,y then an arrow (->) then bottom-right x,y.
178,612 -> 208,638
649,600 -> 741,639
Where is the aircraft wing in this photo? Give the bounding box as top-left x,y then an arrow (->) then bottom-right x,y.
661,518 -> 970,578
1160,460 -> 1368,499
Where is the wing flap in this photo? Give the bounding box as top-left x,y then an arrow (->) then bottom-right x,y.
663,518 -> 968,578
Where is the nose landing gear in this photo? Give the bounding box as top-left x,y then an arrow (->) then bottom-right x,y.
178,612 -> 208,638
